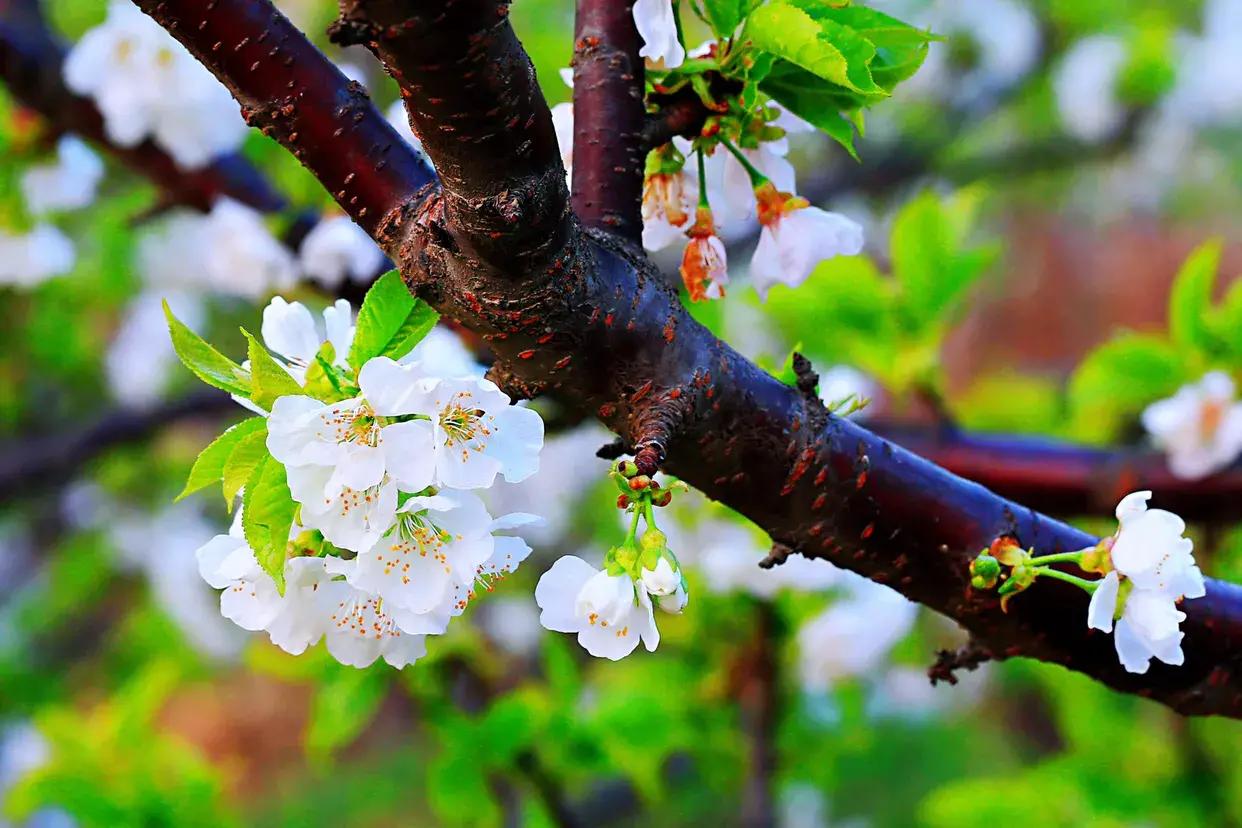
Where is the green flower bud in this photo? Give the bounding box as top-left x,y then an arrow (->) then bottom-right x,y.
616,460 -> 639,478
969,554 -> 1001,590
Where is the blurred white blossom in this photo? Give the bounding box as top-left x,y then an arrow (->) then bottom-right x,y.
64,1 -> 246,169
20,137 -> 104,216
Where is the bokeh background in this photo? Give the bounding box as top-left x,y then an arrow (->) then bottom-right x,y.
4,0 -> 1242,825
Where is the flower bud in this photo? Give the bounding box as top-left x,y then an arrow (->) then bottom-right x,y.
629,475 -> 652,491
656,580 -> 689,614
617,494 -> 632,509
616,460 -> 639,478
969,554 -> 1001,590
640,557 -> 681,597
652,489 -> 673,507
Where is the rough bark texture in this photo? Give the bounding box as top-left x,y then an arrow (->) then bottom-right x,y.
571,0 -> 645,240
0,0 -> 284,213
135,0 -> 1242,718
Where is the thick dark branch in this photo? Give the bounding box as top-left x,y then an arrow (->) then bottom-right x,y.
0,389 -> 234,503
142,0 -> 1242,717
737,602 -> 779,828
571,0 -> 645,240
641,85 -> 713,150
877,423 -> 1242,524
0,0 -> 284,213
334,0 -> 564,261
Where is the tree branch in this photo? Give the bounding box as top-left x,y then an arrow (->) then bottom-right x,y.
571,0 -> 645,240
0,0 -> 285,213
137,0 -> 1242,718
332,0 -> 562,262
0,388 -> 234,503
876,423 -> 1242,525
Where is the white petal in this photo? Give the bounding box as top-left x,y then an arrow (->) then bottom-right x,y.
378,419 -> 436,492
261,297 -> 321,365
1113,615 -> 1154,674
535,555 -> 596,633
1115,490 -> 1152,523
358,357 -> 431,416
1087,571 -> 1119,633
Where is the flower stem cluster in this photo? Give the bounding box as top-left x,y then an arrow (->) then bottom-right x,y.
534,460 -> 691,659
969,492 -> 1205,673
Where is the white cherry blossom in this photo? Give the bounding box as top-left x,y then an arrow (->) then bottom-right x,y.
260,296 -> 354,382
750,184 -> 864,299
1086,492 -> 1205,674
20,136 -> 104,215
195,517 -> 333,656
344,490 -> 533,615
0,224 -> 75,287
633,0 -> 685,69
1142,371 -> 1242,480
64,1 -> 246,168
1053,35 -> 1128,143
298,215 -> 386,290
136,200 -> 297,299
535,556 -> 660,660
413,375 -> 545,490
797,577 -> 918,692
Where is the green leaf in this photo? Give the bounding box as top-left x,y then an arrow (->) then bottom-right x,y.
349,270 -> 439,369
890,190 -> 998,332
242,455 -> 296,593
242,328 -> 304,411
306,666 -> 389,763
760,62 -> 864,156
162,300 -> 250,396
1068,333 -> 1188,443
302,341 -> 356,402
379,299 -> 439,362
699,0 -> 759,37
1168,240 -> 1221,354
222,428 -> 269,508
176,417 -> 266,501
747,1 -> 885,98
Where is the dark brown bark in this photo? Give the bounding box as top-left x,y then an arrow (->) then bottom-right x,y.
332,0 -> 563,260
136,0 -> 1242,718
571,0 -> 645,240
0,0 -> 284,213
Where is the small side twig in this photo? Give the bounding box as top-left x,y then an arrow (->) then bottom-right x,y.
928,639 -> 997,686
758,541 -> 794,570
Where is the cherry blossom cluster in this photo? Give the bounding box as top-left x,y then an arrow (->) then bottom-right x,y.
0,137 -> 104,288
970,491 -> 1204,673
535,460 -> 689,660
170,282 -> 545,669
549,1 -> 865,304
65,1 -> 247,170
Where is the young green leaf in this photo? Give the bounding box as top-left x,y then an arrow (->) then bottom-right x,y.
698,0 -> 759,38
350,270 -> 440,369
302,341 -> 357,403
242,454 -> 296,594
380,300 -> 439,362
1168,240 -> 1222,355
177,416 -> 266,501
222,427 -> 269,508
163,300 -> 251,397
1068,333 -> 1188,443
747,2 -> 886,99
243,328 -> 304,410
